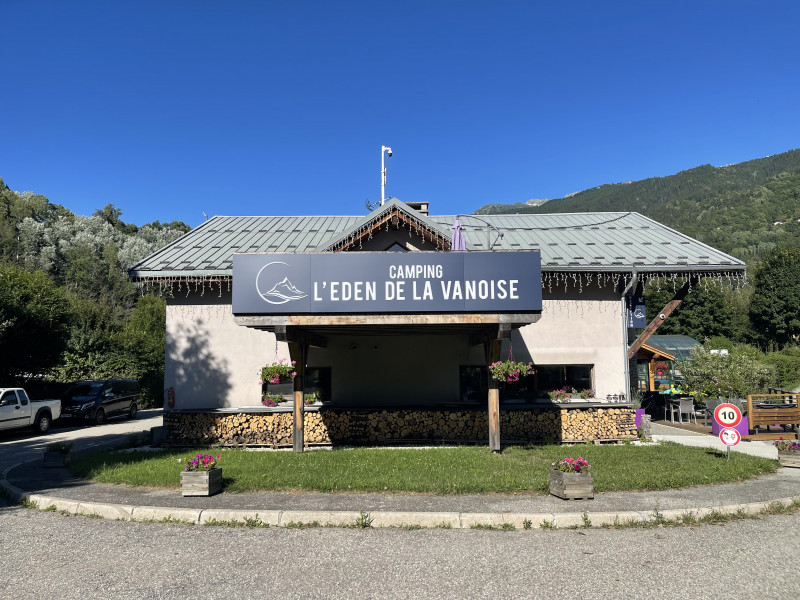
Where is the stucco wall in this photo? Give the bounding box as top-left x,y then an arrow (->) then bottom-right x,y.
165,291 -> 280,409
165,280 -> 628,409
515,285 -> 626,398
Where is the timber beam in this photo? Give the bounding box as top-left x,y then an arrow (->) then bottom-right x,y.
274,326 -> 327,348
470,323 -> 514,347
627,280 -> 692,359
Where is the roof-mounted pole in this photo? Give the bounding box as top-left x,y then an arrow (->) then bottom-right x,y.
381,145 -> 392,205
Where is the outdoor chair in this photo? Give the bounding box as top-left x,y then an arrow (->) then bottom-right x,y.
669,398 -> 697,425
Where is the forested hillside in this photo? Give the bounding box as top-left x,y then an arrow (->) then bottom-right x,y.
475,150 -> 800,386
0,178 -> 188,404
476,149 -> 800,265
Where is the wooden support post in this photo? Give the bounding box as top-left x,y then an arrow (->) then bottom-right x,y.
288,342 -> 307,452
486,338 -> 502,453
628,280 -> 692,359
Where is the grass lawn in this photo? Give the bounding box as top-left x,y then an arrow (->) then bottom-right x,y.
67,442 -> 779,495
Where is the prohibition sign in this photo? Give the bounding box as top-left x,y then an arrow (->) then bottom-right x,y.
714,403 -> 742,428
719,428 -> 741,446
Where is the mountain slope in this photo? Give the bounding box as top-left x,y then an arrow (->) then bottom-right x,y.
475,149 -> 800,263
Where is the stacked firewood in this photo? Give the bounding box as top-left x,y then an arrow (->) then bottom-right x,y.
164,407 -> 638,447
559,408 -> 637,442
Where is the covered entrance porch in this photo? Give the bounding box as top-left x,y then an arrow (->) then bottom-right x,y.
234,313 -> 539,452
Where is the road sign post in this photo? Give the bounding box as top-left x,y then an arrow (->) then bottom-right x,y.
714,404 -> 743,460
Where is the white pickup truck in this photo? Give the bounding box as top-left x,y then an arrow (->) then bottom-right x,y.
0,388 -> 61,434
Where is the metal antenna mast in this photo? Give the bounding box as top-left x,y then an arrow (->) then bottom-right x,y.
381,145 -> 392,205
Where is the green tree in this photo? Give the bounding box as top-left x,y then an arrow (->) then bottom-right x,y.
762,347 -> 800,390
748,247 -> 800,347
644,280 -> 737,342
0,265 -> 72,383
52,296 -> 124,382
680,344 -> 772,400
114,295 -> 166,407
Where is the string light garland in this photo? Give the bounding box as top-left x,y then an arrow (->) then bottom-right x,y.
133,269 -> 747,299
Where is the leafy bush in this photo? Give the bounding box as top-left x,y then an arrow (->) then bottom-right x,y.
763,347 -> 800,390
680,344 -> 772,399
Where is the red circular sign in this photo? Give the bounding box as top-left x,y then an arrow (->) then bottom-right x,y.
719,427 -> 741,446
714,403 -> 742,428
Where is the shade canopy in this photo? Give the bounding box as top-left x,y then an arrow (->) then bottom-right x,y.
451,218 -> 466,251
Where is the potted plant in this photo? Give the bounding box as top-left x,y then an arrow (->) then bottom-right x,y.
43,441 -> 73,468
578,389 -> 595,400
549,456 -> 594,500
179,453 -> 223,496
774,438 -> 800,468
548,389 -> 571,403
260,359 -> 297,385
653,360 -> 670,377
489,360 -> 535,383
261,392 -> 285,407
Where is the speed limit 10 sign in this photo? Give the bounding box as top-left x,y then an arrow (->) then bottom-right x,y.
714,403 -> 742,428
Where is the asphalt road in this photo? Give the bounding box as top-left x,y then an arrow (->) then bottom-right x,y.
2,410 -> 800,599
1,500 -> 799,600
0,408 -> 164,472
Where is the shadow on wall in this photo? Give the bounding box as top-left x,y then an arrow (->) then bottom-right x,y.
507,329 -> 533,363
168,318 -> 231,408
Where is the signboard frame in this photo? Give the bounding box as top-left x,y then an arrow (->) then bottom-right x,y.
232,251 -> 543,316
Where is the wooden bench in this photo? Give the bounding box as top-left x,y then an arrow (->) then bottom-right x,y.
744,393 -> 800,440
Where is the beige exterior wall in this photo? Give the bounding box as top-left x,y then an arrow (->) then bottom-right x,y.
165,291 -> 280,409
515,285 -> 626,398
164,281 -> 628,409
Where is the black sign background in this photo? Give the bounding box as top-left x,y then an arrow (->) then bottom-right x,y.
232,252 -> 542,315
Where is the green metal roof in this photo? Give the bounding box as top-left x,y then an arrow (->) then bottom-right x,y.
645,335 -> 702,361
128,201 -> 746,280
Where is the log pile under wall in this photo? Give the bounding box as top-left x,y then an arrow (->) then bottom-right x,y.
164,407 -> 637,447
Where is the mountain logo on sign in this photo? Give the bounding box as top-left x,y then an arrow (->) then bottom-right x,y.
256,261 -> 308,305
265,277 -> 306,302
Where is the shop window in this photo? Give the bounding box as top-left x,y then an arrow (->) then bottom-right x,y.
532,364 -> 594,397
459,366 -> 487,404
304,367 -> 331,403
460,364 -> 595,401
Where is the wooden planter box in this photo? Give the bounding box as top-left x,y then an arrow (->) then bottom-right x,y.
180,468 -> 223,496
43,449 -> 71,468
778,452 -> 800,468
549,469 -> 594,500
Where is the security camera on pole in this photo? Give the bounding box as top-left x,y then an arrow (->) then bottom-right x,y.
381,145 -> 392,205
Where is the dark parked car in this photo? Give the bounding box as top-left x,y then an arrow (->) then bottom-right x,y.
59,379 -> 141,425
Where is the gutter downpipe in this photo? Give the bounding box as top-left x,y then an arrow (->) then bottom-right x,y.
620,268 -> 638,402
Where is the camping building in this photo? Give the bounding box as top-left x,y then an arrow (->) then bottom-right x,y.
129,199 -> 746,450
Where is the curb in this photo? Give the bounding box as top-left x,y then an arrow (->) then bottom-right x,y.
3,462 -> 799,530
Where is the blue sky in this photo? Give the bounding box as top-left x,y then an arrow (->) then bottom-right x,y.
2,1 -> 798,228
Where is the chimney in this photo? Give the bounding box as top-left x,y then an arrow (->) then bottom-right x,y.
405,201 -> 429,216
